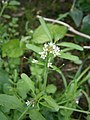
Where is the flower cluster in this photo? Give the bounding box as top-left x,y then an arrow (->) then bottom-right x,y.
32,42 -> 60,68
25,100 -> 35,107
39,42 -> 60,60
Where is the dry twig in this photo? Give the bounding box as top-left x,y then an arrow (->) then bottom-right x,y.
37,15 -> 90,40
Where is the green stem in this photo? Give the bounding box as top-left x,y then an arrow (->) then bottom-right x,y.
76,66 -> 90,82
59,106 -> 90,114
59,70 -> 67,88
52,65 -> 67,88
18,105 -> 32,120
71,0 -> 76,11
43,56 -> 48,89
0,0 -> 8,17
79,73 -> 90,86
82,90 -> 90,111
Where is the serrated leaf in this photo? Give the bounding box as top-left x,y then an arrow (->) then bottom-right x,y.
32,24 -> 67,44
29,109 -> 46,120
0,94 -> 23,111
2,39 -> 24,58
43,95 -> 59,111
26,44 -> 42,53
46,84 -> 57,94
0,111 -> 8,120
57,42 -> 83,51
21,73 -> 35,93
70,7 -> 83,27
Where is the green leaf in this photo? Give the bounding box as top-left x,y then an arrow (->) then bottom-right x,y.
0,111 -> 8,120
78,0 -> 90,13
9,1 -> 20,6
32,24 -> 67,44
58,12 -> 69,20
60,52 -> 79,61
3,83 -> 14,95
43,95 -> 59,111
29,109 -> 46,120
3,14 -> 11,19
31,65 -> 43,76
17,80 -> 29,99
26,44 -> 42,53
51,25 -> 67,42
2,39 -> 24,58
0,69 -> 9,92
60,53 -> 82,64
13,111 -> 21,120
46,84 -> 57,94
74,60 -> 82,64
0,69 -> 9,83
0,94 -> 23,111
39,17 -> 52,41
70,7 -> 83,27
57,42 -> 83,51
21,73 -> 35,93
75,15 -> 90,42
87,115 -> 90,120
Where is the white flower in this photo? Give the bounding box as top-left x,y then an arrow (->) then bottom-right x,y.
26,100 -> 31,106
32,59 -> 38,63
76,99 -> 79,104
76,92 -> 82,104
2,0 -> 4,3
43,43 -> 48,52
49,42 -> 60,56
44,43 -> 48,48
48,42 -> 54,47
30,30 -> 33,33
32,104 -> 35,107
39,42 -> 60,60
2,0 -> 8,4
53,46 -> 60,56
47,62 -> 52,68
39,51 -> 47,59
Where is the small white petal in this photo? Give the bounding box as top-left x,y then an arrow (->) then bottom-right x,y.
43,47 -> 48,52
48,42 -> 52,46
44,43 -> 48,48
2,0 -> 4,3
76,99 -> 79,104
26,100 -> 30,106
52,45 -> 56,50
39,51 -> 47,59
32,59 -> 38,63
48,62 -> 52,68
32,104 -> 35,107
